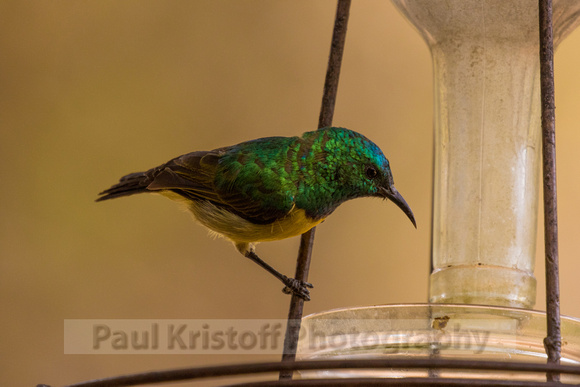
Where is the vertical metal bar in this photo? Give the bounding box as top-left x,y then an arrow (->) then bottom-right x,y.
279,0 -> 352,380
539,0 -> 562,382
316,0 -> 351,130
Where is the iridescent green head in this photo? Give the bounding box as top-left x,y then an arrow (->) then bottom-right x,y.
298,127 -> 415,227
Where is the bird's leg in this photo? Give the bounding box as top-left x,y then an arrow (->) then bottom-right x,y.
244,251 -> 313,301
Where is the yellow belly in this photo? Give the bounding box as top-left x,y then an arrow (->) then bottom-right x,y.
241,206 -> 323,243
191,201 -> 322,243
159,191 -> 323,251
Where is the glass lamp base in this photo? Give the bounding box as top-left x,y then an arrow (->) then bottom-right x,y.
429,266 -> 536,308
297,304 -> 580,382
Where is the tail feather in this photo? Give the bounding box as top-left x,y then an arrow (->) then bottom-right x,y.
96,151 -> 216,203
96,171 -> 151,202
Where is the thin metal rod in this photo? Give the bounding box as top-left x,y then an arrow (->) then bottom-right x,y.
279,0 -> 351,380
234,378 -> 570,387
539,0 -> 562,382
317,0 -> 351,129
60,358 -> 580,387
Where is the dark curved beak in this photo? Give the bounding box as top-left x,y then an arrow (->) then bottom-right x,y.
379,186 -> 416,228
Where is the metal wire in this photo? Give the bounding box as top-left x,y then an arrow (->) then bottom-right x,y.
539,0 -> 562,383
57,358 -> 580,387
279,0 -> 352,380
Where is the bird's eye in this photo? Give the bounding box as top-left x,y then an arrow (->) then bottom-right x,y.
365,166 -> 378,179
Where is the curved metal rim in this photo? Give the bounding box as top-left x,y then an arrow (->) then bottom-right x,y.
59,358 -> 580,387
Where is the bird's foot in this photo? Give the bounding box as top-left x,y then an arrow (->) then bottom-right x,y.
242,250 -> 313,300
281,277 -> 313,301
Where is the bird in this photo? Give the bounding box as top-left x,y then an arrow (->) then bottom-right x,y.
96,127 -> 416,300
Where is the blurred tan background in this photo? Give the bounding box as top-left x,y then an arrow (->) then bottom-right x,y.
1,1 -> 579,386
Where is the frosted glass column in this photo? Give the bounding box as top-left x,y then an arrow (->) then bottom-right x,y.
391,0 -> 580,308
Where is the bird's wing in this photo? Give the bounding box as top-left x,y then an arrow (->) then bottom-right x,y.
210,138 -> 298,224
146,150 -> 225,204
96,151 -> 221,202
147,145 -> 295,224
213,175 -> 294,225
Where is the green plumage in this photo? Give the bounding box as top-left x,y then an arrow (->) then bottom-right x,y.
210,127 -> 395,222
97,127 -> 415,300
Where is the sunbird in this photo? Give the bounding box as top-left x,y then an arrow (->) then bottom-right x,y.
97,127 -> 415,300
